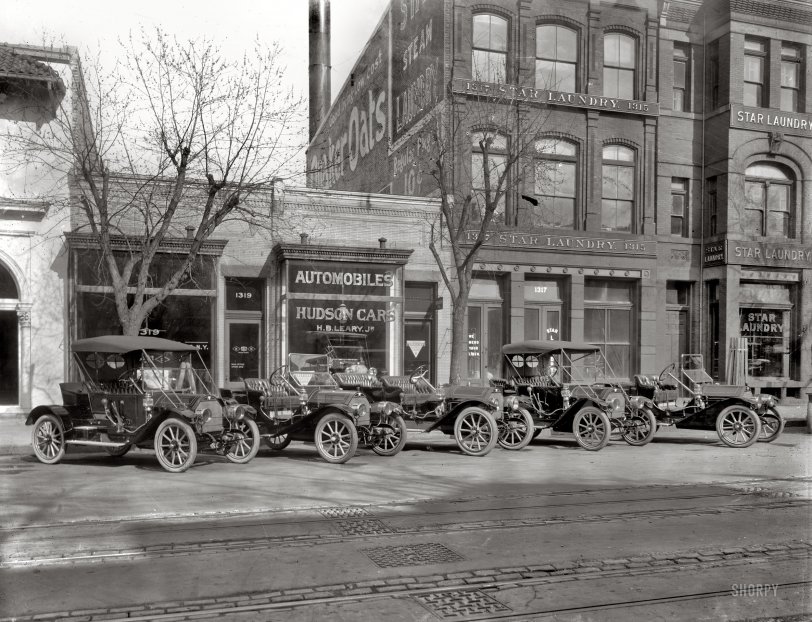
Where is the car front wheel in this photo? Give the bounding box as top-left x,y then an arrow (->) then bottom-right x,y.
454,407 -> 498,457
572,407 -> 611,451
225,418 -> 261,464
621,408 -> 657,446
371,414 -> 408,456
716,406 -> 761,448
314,413 -> 358,464
105,445 -> 131,458
32,414 -> 65,464
758,407 -> 784,443
264,433 -> 292,450
497,408 -> 534,450
154,418 -> 198,473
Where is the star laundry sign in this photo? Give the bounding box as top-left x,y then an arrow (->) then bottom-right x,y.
466,230 -> 656,257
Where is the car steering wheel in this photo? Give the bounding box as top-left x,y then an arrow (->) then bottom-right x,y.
409,365 -> 429,384
659,362 -> 677,385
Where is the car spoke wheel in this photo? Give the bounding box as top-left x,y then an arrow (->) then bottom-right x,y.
154,418 -> 198,473
572,407 -> 611,451
758,407 -> 784,443
105,445 -> 131,458
621,408 -> 657,446
315,413 -> 358,464
32,414 -> 65,464
264,433 -> 292,451
225,418 -> 261,464
497,408 -> 534,450
371,414 -> 407,457
716,406 -> 761,448
454,407 -> 498,457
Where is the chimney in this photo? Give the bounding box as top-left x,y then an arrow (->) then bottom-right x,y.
309,0 -> 331,141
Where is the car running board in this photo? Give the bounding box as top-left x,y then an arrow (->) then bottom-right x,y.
64,440 -> 128,448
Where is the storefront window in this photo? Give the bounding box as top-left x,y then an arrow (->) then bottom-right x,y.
739,283 -> 794,379
468,278 -> 503,381
585,279 -> 634,378
404,283 -> 436,381
524,279 -> 563,341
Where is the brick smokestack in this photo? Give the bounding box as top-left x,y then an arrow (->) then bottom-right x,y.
309,0 -> 331,141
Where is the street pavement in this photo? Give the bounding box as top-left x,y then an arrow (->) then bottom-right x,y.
0,426 -> 810,621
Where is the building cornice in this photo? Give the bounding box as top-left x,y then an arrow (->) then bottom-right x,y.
65,232 -> 229,256
273,243 -> 414,265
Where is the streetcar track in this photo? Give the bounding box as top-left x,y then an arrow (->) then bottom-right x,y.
2,496 -> 808,568
5,546 -> 808,622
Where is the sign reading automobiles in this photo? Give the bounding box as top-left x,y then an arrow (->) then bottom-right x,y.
288,261 -> 395,296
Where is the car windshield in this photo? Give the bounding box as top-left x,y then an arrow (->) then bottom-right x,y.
505,350 -> 605,385
288,353 -> 338,387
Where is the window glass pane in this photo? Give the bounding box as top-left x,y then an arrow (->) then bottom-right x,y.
767,210 -> 789,237
781,60 -> 799,88
556,161 -> 576,196
604,34 -> 619,65
744,55 -> 764,82
535,59 -> 555,89
547,310 -> 560,340
616,166 -> 634,199
743,83 -> 761,107
744,38 -> 766,53
781,45 -> 800,60
617,35 -> 635,68
558,27 -> 577,62
536,138 -> 576,156
473,50 -> 505,82
473,14 -> 492,48
467,306 -> 482,378
739,283 -> 791,305
617,69 -> 634,99
604,145 -> 634,162
674,60 -> 686,88
673,43 -> 689,60
609,309 -> 631,342
745,181 -> 764,209
768,184 -> 789,213
553,197 -> 575,228
228,323 -> 260,382
605,345 -> 630,377
585,308 -> 605,341
557,62 -> 576,92
781,89 -> 799,113
524,307 -> 540,340
746,164 -> 790,180
490,16 -> 508,51
671,193 -> 685,216
602,165 -> 618,199
603,67 -> 618,98
225,278 -> 263,312
671,178 -> 687,192
524,281 -> 561,301
536,25 -> 557,59
614,200 -> 632,231
745,208 -> 764,235
671,215 -> 684,236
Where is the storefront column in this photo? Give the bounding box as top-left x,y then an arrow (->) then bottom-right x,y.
509,272 -> 525,343
570,272 -> 585,342
16,303 -> 32,411
639,271 -> 657,374
801,269 -> 812,387
643,118 -> 657,235
584,111 -> 601,231
719,266 -> 741,381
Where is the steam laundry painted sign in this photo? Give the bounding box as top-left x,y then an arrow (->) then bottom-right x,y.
467,230 -> 656,257
730,104 -> 812,137
453,79 -> 659,116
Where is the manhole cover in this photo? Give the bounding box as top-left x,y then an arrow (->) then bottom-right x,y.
364,542 -> 464,568
336,518 -> 393,536
320,506 -> 370,518
414,590 -> 511,619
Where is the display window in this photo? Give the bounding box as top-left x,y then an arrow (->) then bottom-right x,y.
467,277 -> 504,380
584,279 -> 635,379
738,283 -> 795,380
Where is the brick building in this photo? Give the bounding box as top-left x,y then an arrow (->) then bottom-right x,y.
306,0 -> 811,396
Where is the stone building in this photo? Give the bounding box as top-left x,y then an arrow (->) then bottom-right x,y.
306,0 -> 812,396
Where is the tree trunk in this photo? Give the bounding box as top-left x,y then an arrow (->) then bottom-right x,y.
448,295 -> 468,384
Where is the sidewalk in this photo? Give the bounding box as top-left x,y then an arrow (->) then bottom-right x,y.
1,404 -> 809,456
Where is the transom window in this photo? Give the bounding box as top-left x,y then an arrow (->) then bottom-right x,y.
535,24 -> 577,92
744,37 -> 767,108
473,14 -> 508,83
601,145 -> 635,232
781,44 -> 802,113
744,163 -> 794,238
471,131 -> 508,223
670,178 -> 689,237
533,138 -> 577,229
603,33 -> 636,99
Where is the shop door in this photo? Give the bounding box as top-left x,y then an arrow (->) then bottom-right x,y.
666,309 -> 688,364
0,311 -> 18,405
467,305 -> 503,381
404,318 -> 433,382
525,307 -> 562,341
226,320 -> 262,383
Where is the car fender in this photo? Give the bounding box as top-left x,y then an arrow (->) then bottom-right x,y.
129,407 -> 195,444
702,397 -> 756,418
311,406 -> 354,422
551,398 -> 606,431
25,405 -> 72,427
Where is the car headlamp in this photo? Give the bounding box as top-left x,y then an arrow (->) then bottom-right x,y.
505,395 -> 520,411
629,395 -> 646,409
756,394 -> 775,408
225,404 -> 245,420
379,401 -> 394,416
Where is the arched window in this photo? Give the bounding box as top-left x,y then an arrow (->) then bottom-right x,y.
0,261 -> 19,405
601,145 -> 635,232
744,163 -> 795,237
533,138 -> 577,228
472,13 -> 508,83
536,24 -> 578,92
471,131 -> 508,223
604,33 -> 636,99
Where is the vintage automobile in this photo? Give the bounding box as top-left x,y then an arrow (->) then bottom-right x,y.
496,340 -> 657,451
315,331 -> 530,453
631,353 -> 778,447
372,366 -> 505,457
241,352 -> 405,464
27,335 -> 261,473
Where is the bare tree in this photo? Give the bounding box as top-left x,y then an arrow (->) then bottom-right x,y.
409,92 -> 566,383
4,30 -> 304,335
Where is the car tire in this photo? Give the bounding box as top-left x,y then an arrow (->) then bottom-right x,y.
154,418 -> 198,473
264,433 -> 292,451
105,445 -> 131,458
716,406 -> 761,448
454,407 -> 498,457
225,418 -> 261,464
758,407 -> 784,443
371,414 -> 408,457
314,412 -> 358,464
621,408 -> 657,446
572,407 -> 611,451
32,413 -> 66,465
497,407 -> 534,450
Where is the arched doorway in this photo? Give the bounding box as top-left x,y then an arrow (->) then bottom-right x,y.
0,262 -> 19,405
